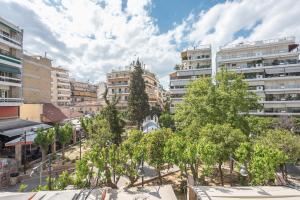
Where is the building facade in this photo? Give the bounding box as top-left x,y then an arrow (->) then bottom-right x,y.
23,54 -> 52,103
51,66 -> 71,106
217,36 -> 300,116
70,80 -> 97,103
169,45 -> 212,113
106,63 -> 162,110
0,17 -> 23,119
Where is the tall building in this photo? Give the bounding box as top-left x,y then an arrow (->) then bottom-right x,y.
23,54 -> 52,103
70,80 -> 97,103
51,66 -> 71,106
106,63 -> 162,110
217,36 -> 300,116
169,45 -> 212,113
0,17 -> 23,119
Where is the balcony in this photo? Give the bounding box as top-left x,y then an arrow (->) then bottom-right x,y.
218,50 -> 299,63
0,52 -> 22,68
0,32 -> 22,49
0,75 -> 21,87
0,97 -> 22,106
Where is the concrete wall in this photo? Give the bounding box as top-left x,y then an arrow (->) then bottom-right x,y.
23,55 -> 52,103
20,104 -> 43,122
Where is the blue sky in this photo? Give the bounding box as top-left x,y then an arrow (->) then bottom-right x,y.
0,0 -> 300,88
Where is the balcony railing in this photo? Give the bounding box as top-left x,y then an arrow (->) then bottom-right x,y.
0,97 -> 22,103
0,75 -> 21,84
0,32 -> 22,46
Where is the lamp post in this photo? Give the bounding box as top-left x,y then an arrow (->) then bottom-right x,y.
138,152 -> 145,187
229,155 -> 248,177
48,154 -> 52,190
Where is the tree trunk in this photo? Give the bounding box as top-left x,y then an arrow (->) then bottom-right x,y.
158,168 -> 163,185
219,163 -> 224,186
62,144 -> 65,160
218,162 -> 224,186
190,164 -> 198,184
41,149 -> 46,169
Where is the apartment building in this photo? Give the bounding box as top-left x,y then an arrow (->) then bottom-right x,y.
0,17 -> 23,119
51,66 -> 71,106
106,63 -> 162,110
217,36 -> 300,116
169,45 -> 212,113
70,80 -> 97,103
23,54 -> 52,103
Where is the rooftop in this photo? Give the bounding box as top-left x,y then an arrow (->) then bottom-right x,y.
191,186 -> 300,200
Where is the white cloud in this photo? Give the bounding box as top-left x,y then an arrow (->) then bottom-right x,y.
1,0 -> 300,88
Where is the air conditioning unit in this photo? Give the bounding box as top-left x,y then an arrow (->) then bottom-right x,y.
256,86 -> 264,91
257,75 -> 263,79
279,74 -> 285,77
281,98 -> 286,101
256,63 -> 263,67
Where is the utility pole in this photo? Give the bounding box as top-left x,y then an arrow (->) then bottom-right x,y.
48,154 -> 52,190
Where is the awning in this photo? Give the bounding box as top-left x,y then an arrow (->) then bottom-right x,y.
0,124 -> 52,138
5,131 -> 36,147
0,63 -> 21,74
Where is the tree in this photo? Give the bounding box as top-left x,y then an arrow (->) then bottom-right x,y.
159,112 -> 175,130
34,128 -> 55,162
245,116 -> 276,137
249,144 -> 287,185
175,70 -> 261,135
142,128 -> 172,184
200,123 -> 246,185
56,123 -> 73,159
256,129 -> 300,180
128,59 -> 150,129
121,130 -> 145,187
102,88 -> 124,146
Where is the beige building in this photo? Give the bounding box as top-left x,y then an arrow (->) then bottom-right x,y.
22,54 -> 52,103
169,45 -> 212,113
107,62 -> 163,110
51,66 -> 71,106
70,80 -> 97,103
217,36 -> 300,116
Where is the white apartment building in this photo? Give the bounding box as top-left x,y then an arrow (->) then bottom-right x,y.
169,45 -> 212,113
0,17 -> 23,119
51,66 -> 71,106
217,36 -> 300,116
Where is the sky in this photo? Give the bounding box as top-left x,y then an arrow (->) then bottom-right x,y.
1,0 -> 300,88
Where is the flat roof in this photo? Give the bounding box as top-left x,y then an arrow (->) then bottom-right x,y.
107,185 -> 177,200
192,186 -> 300,200
0,16 -> 22,32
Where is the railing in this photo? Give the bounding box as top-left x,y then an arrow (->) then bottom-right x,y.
0,97 -> 22,103
0,49 -> 21,61
226,61 -> 300,70
219,50 -> 299,62
220,36 -> 295,50
0,75 -> 21,84
0,32 -> 22,46
266,85 -> 300,90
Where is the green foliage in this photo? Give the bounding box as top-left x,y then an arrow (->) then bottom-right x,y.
57,123 -> 73,145
34,128 -> 55,161
18,183 -> 28,192
246,116 -> 276,137
235,142 -> 253,165
102,88 -> 125,146
32,184 -> 48,192
256,129 -> 300,163
249,144 -> 287,185
52,171 -> 73,190
159,112 -> 175,130
74,157 -> 89,188
128,59 -> 150,128
175,70 -> 261,135
142,128 -> 173,184
198,139 -> 219,176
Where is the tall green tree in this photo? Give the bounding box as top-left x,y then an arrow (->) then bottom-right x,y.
34,128 -> 55,162
175,70 -> 261,135
128,59 -> 150,129
159,112 -> 175,130
56,123 -> 73,159
102,88 -> 124,146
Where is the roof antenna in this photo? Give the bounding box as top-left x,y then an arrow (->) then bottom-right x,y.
44,51 -> 47,58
